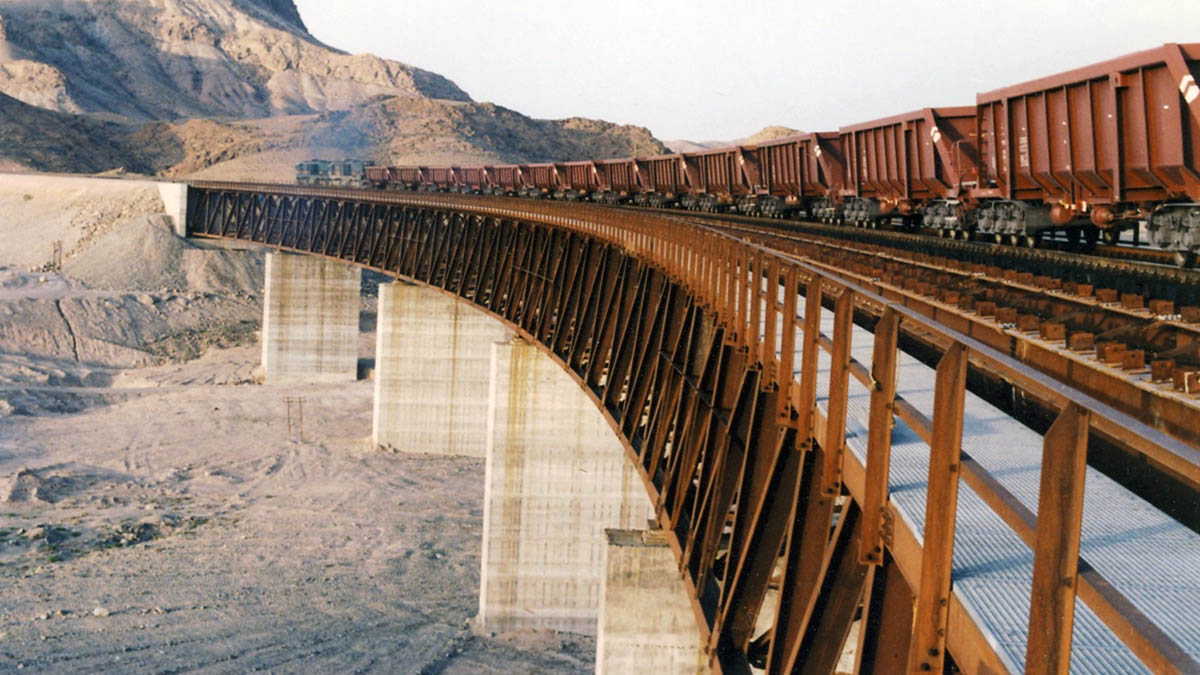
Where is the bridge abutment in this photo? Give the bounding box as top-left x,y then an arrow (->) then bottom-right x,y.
261,251 -> 360,384
598,530 -> 710,674
478,338 -> 654,636
155,182 -> 188,237
372,282 -> 513,455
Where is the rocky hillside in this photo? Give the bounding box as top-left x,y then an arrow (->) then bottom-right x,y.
0,0 -> 470,121
0,92 -> 150,174
0,0 -> 667,177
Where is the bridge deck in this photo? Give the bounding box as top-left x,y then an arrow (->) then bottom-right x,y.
795,306 -> 1200,673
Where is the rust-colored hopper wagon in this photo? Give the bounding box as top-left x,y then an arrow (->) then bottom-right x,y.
839,107 -> 978,231
972,42 -> 1200,259
421,166 -> 457,191
743,133 -> 848,219
454,166 -> 490,193
521,163 -> 559,198
637,155 -> 688,207
594,158 -> 638,204
489,165 -> 526,195
683,147 -> 741,212
555,161 -> 599,201
364,165 -> 391,189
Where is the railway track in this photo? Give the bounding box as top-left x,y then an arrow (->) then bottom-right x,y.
623,205 -> 1200,521
627,206 -> 1200,305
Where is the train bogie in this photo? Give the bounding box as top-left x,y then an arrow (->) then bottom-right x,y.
1149,204 -> 1200,267
922,200 -> 967,236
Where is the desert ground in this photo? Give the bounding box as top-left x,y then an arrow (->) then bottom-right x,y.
0,174 -> 591,673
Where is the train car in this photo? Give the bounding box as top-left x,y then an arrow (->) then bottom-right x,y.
594,159 -> 637,204
738,137 -> 796,217
555,161 -> 598,200
839,108 -> 977,231
637,155 -> 687,207
736,133 -> 848,220
973,42 -> 1200,260
802,132 -> 850,222
422,166 -> 457,191
364,165 -> 391,189
385,167 -> 423,189
455,166 -> 489,193
490,165 -> 526,195
683,147 -> 740,211
522,163 -> 559,197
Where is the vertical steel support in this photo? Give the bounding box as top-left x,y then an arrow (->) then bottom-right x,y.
749,250 -> 762,365
778,265 -> 798,421
824,290 -> 855,495
762,257 -> 778,381
1025,403 -> 1091,675
855,554 -> 916,674
796,276 -> 823,443
861,308 -> 901,564
907,343 -> 968,672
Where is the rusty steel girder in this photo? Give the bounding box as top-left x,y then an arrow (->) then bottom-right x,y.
186,182 -> 1200,674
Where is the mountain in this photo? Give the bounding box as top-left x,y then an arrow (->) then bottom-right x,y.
0,0 -> 667,178
0,0 -> 471,122
665,125 -> 802,153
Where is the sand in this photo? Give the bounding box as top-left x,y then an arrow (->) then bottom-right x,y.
0,173 -> 591,672
0,344 -> 591,673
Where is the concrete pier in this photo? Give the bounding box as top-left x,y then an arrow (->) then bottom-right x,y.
261,251 -> 360,384
478,338 -> 655,636
372,282 -> 513,455
597,530 -> 709,675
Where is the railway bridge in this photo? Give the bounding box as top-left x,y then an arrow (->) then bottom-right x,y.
182,181 -> 1200,674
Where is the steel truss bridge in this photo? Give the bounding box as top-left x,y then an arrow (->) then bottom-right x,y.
186,182 -> 1200,675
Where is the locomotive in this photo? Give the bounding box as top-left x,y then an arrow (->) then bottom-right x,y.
295,159 -> 374,187
312,43 -> 1200,267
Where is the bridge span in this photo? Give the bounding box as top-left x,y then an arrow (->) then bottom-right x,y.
183,182 -> 1200,674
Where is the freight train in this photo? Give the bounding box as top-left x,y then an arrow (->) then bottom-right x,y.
298,43 -> 1200,267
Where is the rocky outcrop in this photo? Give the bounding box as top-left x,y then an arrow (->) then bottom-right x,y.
0,91 -> 148,173
665,125 -> 803,154
0,0 -> 471,121
237,0 -> 306,32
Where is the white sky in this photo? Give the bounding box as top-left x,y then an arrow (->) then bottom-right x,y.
292,0 -> 1200,141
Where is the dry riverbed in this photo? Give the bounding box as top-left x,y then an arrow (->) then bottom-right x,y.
0,173 -> 590,673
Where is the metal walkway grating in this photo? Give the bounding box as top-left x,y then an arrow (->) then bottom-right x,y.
791,306 -> 1200,673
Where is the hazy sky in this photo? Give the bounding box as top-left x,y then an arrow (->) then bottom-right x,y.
293,0 -> 1199,141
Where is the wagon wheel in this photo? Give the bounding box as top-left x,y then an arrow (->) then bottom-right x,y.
1174,250 -> 1197,268
1022,235 -> 1038,248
